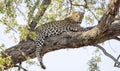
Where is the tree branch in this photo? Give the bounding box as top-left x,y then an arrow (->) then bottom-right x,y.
2,21 -> 120,69
84,0 -> 99,21
98,0 -> 120,30
93,45 -> 117,63
29,0 -> 51,31
1,0 -> 120,70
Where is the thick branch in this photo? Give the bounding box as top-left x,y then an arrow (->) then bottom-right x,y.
1,0 -> 120,69
1,22 -> 120,69
93,0 -> 120,38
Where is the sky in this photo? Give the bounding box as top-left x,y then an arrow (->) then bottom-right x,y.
0,0 -> 120,71
0,15 -> 120,71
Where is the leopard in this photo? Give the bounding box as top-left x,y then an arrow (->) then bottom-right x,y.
34,11 -> 85,69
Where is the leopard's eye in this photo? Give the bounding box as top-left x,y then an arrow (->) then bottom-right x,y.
76,15 -> 79,18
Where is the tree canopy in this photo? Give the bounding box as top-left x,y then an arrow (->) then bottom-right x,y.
0,0 -> 120,71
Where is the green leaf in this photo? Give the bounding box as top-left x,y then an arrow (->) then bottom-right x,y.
96,57 -> 101,62
85,16 -> 93,23
96,8 -> 103,15
19,26 -> 29,41
29,31 -> 38,40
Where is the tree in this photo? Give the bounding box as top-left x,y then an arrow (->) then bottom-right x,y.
0,0 -> 120,71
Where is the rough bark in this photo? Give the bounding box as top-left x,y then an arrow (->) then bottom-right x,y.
1,0 -> 120,69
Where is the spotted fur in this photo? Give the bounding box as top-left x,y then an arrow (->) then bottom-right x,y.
34,11 -> 85,69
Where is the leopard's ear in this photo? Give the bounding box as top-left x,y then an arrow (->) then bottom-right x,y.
69,11 -> 84,17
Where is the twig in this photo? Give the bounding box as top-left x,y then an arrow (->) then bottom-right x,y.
3,0 -> 8,18
114,55 -> 120,68
28,0 -> 40,24
16,6 -> 27,21
72,4 -> 84,7
2,1 -> 18,33
14,64 -> 28,71
93,45 -> 120,68
84,0 -> 99,21
0,49 -> 8,57
70,0 -> 99,21
93,45 -> 116,61
0,20 -> 17,33
69,0 -> 72,12
18,62 -> 21,71
93,44 -> 120,68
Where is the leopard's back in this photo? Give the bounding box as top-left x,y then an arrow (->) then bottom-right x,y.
35,20 -> 72,39
34,11 -> 84,69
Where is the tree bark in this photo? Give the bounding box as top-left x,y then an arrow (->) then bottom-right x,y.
1,0 -> 120,69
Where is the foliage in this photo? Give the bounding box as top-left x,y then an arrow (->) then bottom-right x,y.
0,0 -> 107,39
0,56 -> 11,70
18,26 -> 30,41
0,44 -> 12,70
0,0 -> 111,70
88,49 -> 101,71
88,56 -> 101,71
